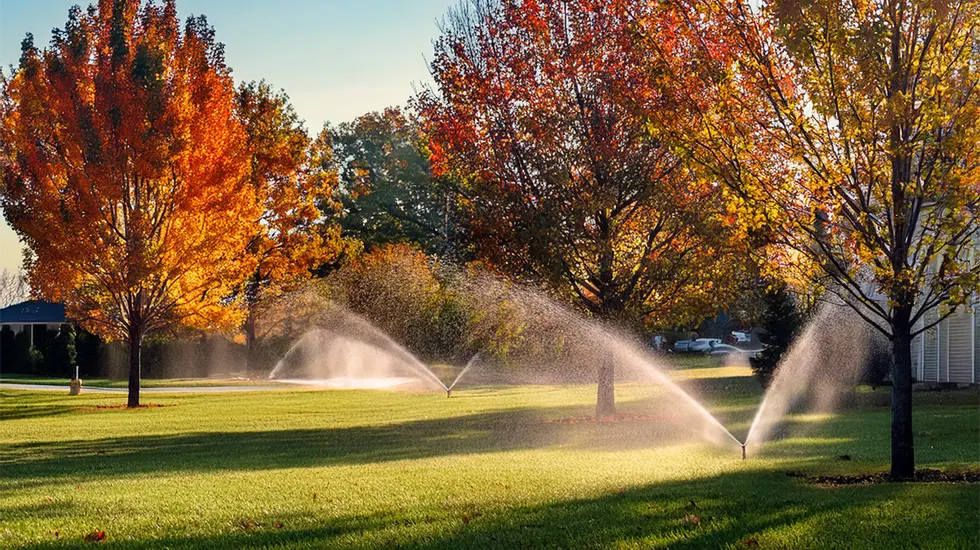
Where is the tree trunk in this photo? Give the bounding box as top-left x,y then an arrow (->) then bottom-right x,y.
889,310 -> 914,480
596,360 -> 616,417
885,0 -> 915,481
244,309 -> 256,376
594,211 -> 618,419
244,271 -> 261,377
127,325 -> 143,408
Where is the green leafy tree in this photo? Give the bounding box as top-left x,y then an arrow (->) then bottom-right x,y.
319,108 -> 462,257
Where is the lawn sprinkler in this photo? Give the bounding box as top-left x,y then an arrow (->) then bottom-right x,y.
446,389 -> 452,398
741,443 -> 746,460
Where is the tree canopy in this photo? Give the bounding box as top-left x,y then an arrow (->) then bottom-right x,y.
0,0 -> 260,405
320,108 -> 462,257
417,0 -> 746,415
653,0 -> 980,478
235,80 -> 343,371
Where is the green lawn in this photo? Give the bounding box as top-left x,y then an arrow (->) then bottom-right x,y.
1,368 -> 977,549
0,373 -> 269,388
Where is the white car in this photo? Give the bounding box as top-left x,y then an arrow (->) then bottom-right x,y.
710,344 -> 763,359
732,331 -> 750,343
689,338 -> 722,353
673,340 -> 692,353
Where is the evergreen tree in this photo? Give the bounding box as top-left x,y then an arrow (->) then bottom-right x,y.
749,284 -> 802,388
0,326 -> 15,370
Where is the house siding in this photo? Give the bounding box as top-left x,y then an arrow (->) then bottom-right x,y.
974,306 -> 979,384
939,321 -> 949,382
911,319 -> 922,381
922,308 -> 939,382
948,309 -> 973,383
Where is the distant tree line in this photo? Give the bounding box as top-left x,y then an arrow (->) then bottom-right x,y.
1,324 -> 246,379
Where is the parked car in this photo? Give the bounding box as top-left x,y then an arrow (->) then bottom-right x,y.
650,335 -> 664,349
709,344 -> 763,359
673,340 -> 692,353
689,338 -> 722,353
731,331 -> 750,343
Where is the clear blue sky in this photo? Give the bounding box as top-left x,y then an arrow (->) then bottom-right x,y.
0,0 -> 456,273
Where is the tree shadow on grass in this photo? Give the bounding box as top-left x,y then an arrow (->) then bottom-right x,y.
17,467 -> 978,549
1,402 -> 740,487
0,391 -> 80,421
5,395 -> 976,490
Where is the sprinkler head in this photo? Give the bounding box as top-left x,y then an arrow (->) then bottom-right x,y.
446,389 -> 452,398
741,444 -> 746,460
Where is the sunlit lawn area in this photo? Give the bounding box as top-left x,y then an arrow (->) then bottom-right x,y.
1,367 -> 977,549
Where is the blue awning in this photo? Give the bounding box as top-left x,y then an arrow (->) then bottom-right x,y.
0,300 -> 66,324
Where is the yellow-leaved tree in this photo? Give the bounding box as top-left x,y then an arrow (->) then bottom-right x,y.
235,80 -> 343,373
0,0 -> 260,406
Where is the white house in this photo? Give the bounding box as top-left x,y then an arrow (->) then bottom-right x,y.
910,298 -> 979,385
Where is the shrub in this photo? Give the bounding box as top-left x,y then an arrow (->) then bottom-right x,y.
311,243 -> 487,364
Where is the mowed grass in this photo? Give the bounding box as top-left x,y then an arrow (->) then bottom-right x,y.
1,367 -> 978,549
0,374 -> 267,388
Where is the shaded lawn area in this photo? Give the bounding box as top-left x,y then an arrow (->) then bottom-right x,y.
0,373 -> 267,388
0,372 -> 977,549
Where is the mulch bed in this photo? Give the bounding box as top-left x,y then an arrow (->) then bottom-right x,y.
786,468 -> 980,485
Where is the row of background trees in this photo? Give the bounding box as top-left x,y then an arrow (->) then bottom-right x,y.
1,0 -> 976,479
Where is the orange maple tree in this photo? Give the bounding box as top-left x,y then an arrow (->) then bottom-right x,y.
0,0 -> 259,406
416,0 -> 741,416
235,80 -> 342,372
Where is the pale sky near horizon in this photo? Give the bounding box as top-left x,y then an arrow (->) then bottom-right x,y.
0,0 -> 456,274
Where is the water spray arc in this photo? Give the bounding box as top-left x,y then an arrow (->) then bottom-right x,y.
268,307 -> 451,392
264,277 -> 754,452
446,353 -> 480,397
744,301 -> 876,450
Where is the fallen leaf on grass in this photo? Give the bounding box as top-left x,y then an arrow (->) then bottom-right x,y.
743,537 -> 760,548
239,520 -> 257,530
83,530 -> 106,542
682,514 -> 700,526
274,521 -> 284,529
51,530 -> 60,539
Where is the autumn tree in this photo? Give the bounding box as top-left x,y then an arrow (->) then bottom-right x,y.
417,0 -> 741,416
235,80 -> 342,372
0,0 -> 260,406
657,0 -> 980,478
317,107 -> 462,257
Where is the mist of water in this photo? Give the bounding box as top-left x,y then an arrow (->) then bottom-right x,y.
745,302 -> 874,449
456,275 -> 742,448
267,308 -> 449,392
259,268 -> 743,449
599,325 -> 743,448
